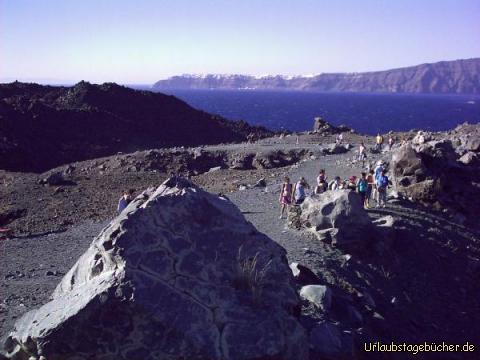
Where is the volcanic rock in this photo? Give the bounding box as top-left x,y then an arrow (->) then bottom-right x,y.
300,191 -> 374,249
289,263 -> 321,286
458,151 -> 478,165
0,82 -> 272,172
309,322 -> 354,360
321,143 -> 350,155
3,178 -> 307,360
300,285 -> 332,312
313,117 -> 350,135
391,136 -> 480,227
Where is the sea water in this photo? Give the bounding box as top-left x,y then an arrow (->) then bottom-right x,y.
139,88 -> 480,134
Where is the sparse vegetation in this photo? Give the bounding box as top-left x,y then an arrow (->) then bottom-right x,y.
234,246 -> 272,303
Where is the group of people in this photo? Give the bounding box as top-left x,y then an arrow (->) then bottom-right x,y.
374,133 -> 396,152
279,160 -> 390,218
279,176 -> 310,218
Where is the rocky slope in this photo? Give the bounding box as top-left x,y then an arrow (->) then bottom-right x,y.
153,58 -> 480,94
1,123 -> 479,359
0,81 -> 272,172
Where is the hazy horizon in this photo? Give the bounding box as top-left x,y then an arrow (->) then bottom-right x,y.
2,0 -> 479,84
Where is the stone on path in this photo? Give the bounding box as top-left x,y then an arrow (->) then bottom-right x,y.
300,190 -> 374,250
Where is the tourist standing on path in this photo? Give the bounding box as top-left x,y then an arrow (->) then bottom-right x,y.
330,176 -> 342,191
388,136 -> 395,150
315,169 -> 328,194
365,169 -> 375,208
375,133 -> 384,151
357,172 -> 368,208
336,133 -> 343,145
375,170 -> 389,208
293,177 -> 310,205
373,160 -> 384,204
279,176 -> 293,219
358,141 -> 366,167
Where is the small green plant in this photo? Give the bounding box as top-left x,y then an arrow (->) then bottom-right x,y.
235,246 -> 272,304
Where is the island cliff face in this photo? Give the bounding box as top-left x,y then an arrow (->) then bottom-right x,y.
153,58 -> 480,94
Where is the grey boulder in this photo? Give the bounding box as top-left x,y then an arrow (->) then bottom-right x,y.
309,322 -> 354,360
3,177 -> 307,360
300,191 -> 374,250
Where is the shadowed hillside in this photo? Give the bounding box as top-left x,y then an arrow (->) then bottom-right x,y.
0,81 -> 272,172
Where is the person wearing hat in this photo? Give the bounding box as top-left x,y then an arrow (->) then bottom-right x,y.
376,169 -> 390,208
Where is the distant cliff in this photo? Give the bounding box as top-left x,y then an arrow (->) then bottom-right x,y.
153,58 -> 480,94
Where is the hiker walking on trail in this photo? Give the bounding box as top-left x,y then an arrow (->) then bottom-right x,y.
365,169 -> 375,208
117,189 -> 134,214
375,170 -> 389,208
315,169 -> 328,194
358,142 -> 367,167
373,160 -> 384,204
388,136 -> 395,151
293,177 -> 310,205
279,176 -> 293,219
357,172 -> 368,208
375,133 -> 384,151
336,133 -> 343,145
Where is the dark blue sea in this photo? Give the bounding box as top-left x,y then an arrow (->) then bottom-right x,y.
135,87 -> 480,134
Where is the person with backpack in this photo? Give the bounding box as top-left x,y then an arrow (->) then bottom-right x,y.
365,169 -> 375,208
372,160 -> 384,204
329,176 -> 342,191
279,176 -> 293,219
357,172 -> 368,208
117,189 -> 134,214
293,177 -> 310,205
375,170 -> 389,208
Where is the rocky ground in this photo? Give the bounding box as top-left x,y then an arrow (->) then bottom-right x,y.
1,127 -> 480,359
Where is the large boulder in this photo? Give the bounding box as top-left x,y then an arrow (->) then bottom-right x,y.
3,177 -> 308,360
300,285 -> 332,312
312,117 -> 350,134
391,139 -> 480,228
321,144 -> 349,155
252,150 -> 309,169
229,152 -> 256,170
300,191 -> 374,249
313,117 -> 333,133
309,322 -> 354,360
391,145 -> 425,180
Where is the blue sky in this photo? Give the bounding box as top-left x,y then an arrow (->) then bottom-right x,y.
1,0 -> 479,84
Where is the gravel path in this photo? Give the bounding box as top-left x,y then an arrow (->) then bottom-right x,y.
0,220 -> 107,338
